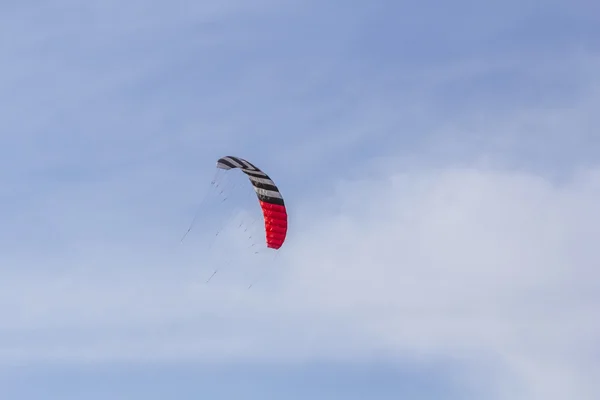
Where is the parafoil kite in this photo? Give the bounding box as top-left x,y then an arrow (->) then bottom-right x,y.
216,156 -> 288,249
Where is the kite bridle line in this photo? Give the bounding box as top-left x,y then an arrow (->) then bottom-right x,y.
179,168 -> 221,243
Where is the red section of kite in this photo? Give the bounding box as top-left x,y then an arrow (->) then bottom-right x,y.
259,200 -> 287,249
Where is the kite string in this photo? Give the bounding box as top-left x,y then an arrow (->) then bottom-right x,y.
247,249 -> 281,289
180,169 -> 220,243
206,214 -> 261,284
206,178 -> 239,251
185,170 -> 234,252
205,178 -> 262,282
202,187 -> 246,283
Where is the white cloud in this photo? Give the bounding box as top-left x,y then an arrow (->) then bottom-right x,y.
281,164 -> 600,398
1,158 -> 598,398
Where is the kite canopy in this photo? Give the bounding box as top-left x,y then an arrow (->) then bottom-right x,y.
216,156 -> 288,249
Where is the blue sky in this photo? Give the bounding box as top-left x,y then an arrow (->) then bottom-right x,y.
1,0 -> 599,399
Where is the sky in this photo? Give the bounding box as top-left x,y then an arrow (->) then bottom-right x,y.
0,0 -> 599,399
